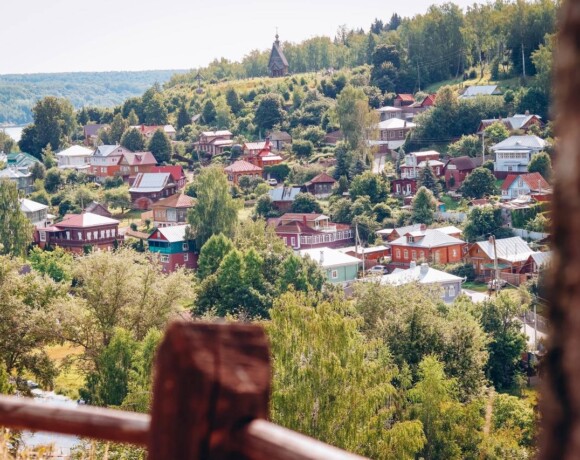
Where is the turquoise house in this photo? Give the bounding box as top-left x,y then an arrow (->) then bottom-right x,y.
299,247 -> 360,284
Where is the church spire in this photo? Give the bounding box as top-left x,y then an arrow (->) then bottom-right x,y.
275,27 -> 280,46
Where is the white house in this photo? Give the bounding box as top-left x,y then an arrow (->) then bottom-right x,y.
491,135 -> 548,176
56,145 -> 93,170
20,198 -> 52,228
299,247 -> 360,285
501,172 -> 550,199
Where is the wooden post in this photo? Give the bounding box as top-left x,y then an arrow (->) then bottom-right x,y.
148,322 -> 270,459
539,1 -> 580,459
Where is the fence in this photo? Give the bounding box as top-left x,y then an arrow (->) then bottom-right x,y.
0,322 -> 366,460
511,228 -> 549,241
435,211 -> 467,223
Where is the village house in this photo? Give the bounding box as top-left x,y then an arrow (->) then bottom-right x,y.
129,172 -> 177,210
269,213 -> 353,250
130,125 -> 177,140
194,130 -> 234,156
389,227 -> 466,268
268,33 -> 289,77
150,165 -> 187,189
268,187 -> 302,212
224,160 -> 263,186
376,106 -> 403,122
147,225 -> 197,273
392,150 -> 443,196
377,224 -> 462,243
7,152 -> 40,172
0,168 -> 33,194
243,139 -> 283,168
459,85 -> 502,99
527,251 -> 551,274
377,118 -> 416,151
118,151 -> 157,179
364,261 -> 464,303
83,124 -> 108,146
151,193 -> 195,227
501,172 -> 550,200
56,145 -> 93,170
84,201 -> 112,218
338,245 -> 390,270
443,156 -> 483,190
90,145 -> 131,182
269,131 -> 292,151
302,172 -> 336,198
299,247 -> 360,285
20,198 -> 52,228
37,212 -> 122,254
394,94 -> 415,107
467,236 -> 537,285
477,112 -> 542,134
491,135 -> 548,178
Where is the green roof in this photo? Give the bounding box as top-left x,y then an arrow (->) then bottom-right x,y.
483,263 -> 511,269
7,152 -> 40,168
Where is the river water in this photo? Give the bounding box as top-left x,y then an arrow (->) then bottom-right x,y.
1,126 -> 25,143
20,389 -> 80,458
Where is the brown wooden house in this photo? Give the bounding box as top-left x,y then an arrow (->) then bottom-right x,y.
302,172 -> 336,198
129,172 -> 178,210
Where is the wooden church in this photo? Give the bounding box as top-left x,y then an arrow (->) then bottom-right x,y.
268,33 -> 288,77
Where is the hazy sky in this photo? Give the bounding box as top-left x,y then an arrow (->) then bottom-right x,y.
2,0 -> 476,75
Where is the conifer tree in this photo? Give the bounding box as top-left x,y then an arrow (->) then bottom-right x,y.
417,162 -> 442,197
411,186 -> 437,224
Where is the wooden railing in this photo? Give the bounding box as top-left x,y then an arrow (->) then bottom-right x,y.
0,322 -> 367,460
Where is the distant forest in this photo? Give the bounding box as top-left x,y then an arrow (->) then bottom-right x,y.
0,70 -> 187,125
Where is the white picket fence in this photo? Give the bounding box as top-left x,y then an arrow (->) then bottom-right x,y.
511,228 -> 549,241
435,211 -> 467,223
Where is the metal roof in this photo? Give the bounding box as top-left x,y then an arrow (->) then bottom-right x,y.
299,247 -> 361,269
390,229 -> 465,248
149,224 -> 191,243
491,135 -> 547,152
56,145 -> 93,157
269,187 -> 301,202
372,263 -> 463,286
474,237 -> 535,263
20,198 -> 47,213
129,173 -> 171,193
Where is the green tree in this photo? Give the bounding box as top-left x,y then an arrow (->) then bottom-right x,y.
120,128 -> 146,152
215,97 -> 232,129
255,194 -> 276,218
291,139 -> 314,158
104,186 -> 132,214
187,166 -> 239,248
447,135 -> 481,158
148,129 -> 172,163
225,87 -> 243,115
480,292 -> 528,390
291,193 -> 322,213
349,171 -> 389,204
485,121 -> 510,145
18,96 -> 76,158
463,205 -> 510,242
335,85 -> 376,153
197,233 -> 234,280
370,44 -> 400,92
41,144 -> 57,169
176,104 -> 190,130
127,109 -> 140,126
29,246 -> 73,283
460,167 -> 497,199
417,163 -> 442,197
0,130 -> 15,154
411,186 -> 437,224
0,179 -> 33,257
30,161 -> 46,181
143,93 -> 168,125
267,291 -> 425,459
528,151 -> 552,181
109,113 -> 129,144
202,99 -> 217,125
254,93 -> 285,132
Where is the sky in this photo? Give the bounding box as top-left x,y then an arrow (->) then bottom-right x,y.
2,0 -> 476,75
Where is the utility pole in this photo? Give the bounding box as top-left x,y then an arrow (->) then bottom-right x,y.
491,234 -> 501,295
521,42 -> 526,79
482,130 -> 485,164
417,62 -> 421,91
355,222 -> 365,278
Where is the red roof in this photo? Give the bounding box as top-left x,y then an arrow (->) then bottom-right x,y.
224,160 -> 263,173
421,94 -> 437,107
121,151 -> 157,166
150,166 -> 185,182
396,94 -> 415,102
304,172 -> 336,186
502,172 -> 550,191
56,212 -> 120,229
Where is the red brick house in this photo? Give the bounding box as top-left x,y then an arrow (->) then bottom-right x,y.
444,156 -> 483,190
119,151 -> 157,179
389,228 -> 466,268
224,160 -> 263,186
302,172 -> 336,198
90,145 -> 131,181
37,212 -> 122,254
194,130 -> 234,156
268,213 -> 353,250
129,172 -> 178,210
150,165 -> 187,189
152,193 -> 195,227
377,224 -> 462,242
244,139 -> 283,168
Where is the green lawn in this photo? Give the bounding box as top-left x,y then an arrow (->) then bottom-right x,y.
462,281 -> 489,292
440,194 -> 460,211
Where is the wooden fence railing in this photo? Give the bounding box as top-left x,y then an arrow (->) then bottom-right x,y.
0,322 -> 367,460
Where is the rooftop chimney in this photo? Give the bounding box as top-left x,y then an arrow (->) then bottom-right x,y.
319,250 -> 324,265
525,110 -> 530,116
420,263 -> 429,275
303,215 -> 307,225
420,224 -> 427,231
410,261 -> 417,269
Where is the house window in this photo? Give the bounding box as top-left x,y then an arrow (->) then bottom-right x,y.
184,253 -> 189,262
39,231 -> 46,242
331,270 -> 338,279
398,130 -> 404,138
291,237 -> 296,246
395,249 -> 401,258
183,243 -> 189,251
480,263 -> 485,270
111,229 -> 116,237
160,255 -> 169,263
87,233 -> 91,241
452,249 -> 457,258
93,231 -> 98,240
404,250 -> 409,259
106,229 -> 111,238
412,250 -> 417,260
283,237 -> 287,245
77,232 -> 82,240
101,167 -> 107,173
419,251 -> 425,260
449,285 -> 456,297
434,251 -> 440,263
100,230 -> 105,238
66,231 -> 70,240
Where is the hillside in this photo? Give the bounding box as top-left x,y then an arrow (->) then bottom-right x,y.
0,69 -> 188,125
